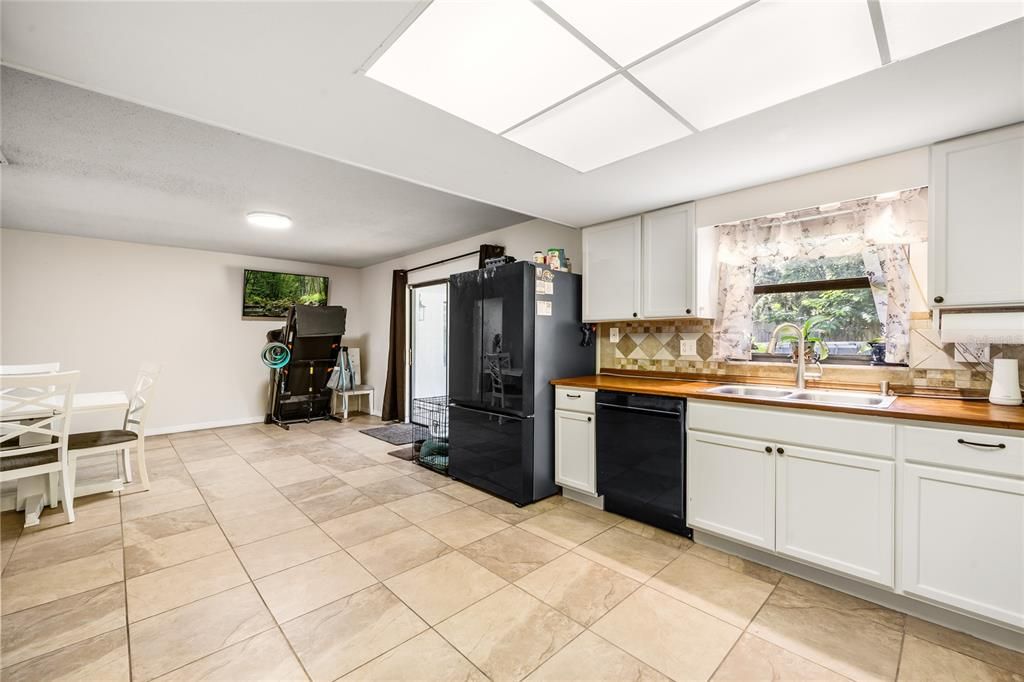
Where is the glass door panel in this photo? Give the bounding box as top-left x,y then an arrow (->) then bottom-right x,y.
410,282 -> 449,404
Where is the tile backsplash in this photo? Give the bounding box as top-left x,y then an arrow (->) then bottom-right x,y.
597,315 -> 1024,396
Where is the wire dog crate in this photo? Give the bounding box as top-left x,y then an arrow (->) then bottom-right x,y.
410,395 -> 449,475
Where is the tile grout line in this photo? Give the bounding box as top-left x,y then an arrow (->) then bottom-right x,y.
123,432 -> 304,681
198,430 -> 317,682
893,630 -> 907,682
117,482 -> 134,682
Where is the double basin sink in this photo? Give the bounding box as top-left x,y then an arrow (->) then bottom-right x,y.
704,384 -> 897,409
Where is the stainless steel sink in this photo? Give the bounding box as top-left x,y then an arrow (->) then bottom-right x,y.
786,390 -> 897,409
703,385 -> 895,409
704,385 -> 794,398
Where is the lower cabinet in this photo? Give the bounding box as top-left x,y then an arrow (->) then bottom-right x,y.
687,422 -> 894,586
554,409 -> 596,495
687,431 -> 775,550
901,463 -> 1024,628
776,445 -> 894,587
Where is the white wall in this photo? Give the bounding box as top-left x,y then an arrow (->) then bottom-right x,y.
694,147 -> 929,227
0,229 -> 363,432
358,218 -> 581,415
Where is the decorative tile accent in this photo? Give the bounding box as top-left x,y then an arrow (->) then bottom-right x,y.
598,315 -> 1023,394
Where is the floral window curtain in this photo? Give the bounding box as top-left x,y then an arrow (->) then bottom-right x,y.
713,188 -> 928,363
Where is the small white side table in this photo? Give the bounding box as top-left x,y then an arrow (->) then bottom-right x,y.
331,385 -> 374,421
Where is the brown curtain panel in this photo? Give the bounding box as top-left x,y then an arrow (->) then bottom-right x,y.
381,269 -> 408,422
478,244 -> 506,268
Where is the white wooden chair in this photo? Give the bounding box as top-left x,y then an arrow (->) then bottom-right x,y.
68,364 -> 160,493
0,371 -> 80,523
1,363 -> 62,504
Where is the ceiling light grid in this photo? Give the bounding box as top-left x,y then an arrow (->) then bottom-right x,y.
365,0 -> 1024,172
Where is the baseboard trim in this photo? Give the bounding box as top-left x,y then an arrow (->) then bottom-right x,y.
147,416 -> 266,436
695,531 -> 1024,654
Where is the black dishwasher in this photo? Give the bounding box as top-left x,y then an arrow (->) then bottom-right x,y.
596,391 -> 690,537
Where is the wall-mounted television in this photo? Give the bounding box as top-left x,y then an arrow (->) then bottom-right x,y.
243,269 -> 329,319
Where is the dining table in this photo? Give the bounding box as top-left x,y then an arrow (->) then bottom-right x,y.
1,390 -> 130,527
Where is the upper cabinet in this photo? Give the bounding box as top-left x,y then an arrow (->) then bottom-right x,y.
929,124 -> 1024,308
581,216 -> 641,322
583,202 -> 711,322
641,204 -> 696,318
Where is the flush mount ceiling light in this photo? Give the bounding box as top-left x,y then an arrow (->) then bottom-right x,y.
246,212 -> 292,229
365,0 -> 612,134
364,0 -> 1023,173
880,0 -> 1024,61
504,75 -> 690,172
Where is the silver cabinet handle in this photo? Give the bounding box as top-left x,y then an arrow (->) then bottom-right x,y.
957,438 -> 1006,449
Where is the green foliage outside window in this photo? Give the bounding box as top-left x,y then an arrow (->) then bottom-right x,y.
752,255 -> 881,357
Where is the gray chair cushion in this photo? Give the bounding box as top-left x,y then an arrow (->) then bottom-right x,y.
0,450 -> 58,471
69,430 -> 138,450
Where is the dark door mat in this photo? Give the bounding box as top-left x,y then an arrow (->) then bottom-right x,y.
360,423 -> 415,445
388,446 -> 415,461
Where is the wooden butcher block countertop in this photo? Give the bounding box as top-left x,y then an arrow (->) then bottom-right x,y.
551,374 -> 1024,431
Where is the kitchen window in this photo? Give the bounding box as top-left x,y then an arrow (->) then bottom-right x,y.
713,188 -> 928,365
751,254 -> 884,364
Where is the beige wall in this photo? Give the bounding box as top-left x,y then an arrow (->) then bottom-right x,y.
0,229 -> 363,432
357,218 -> 581,415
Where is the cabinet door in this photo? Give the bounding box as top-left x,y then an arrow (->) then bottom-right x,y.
687,431 -> 774,550
582,217 -> 640,322
641,203 -> 695,318
930,124 -> 1024,307
901,463 -> 1024,628
555,409 -> 596,494
776,446 -> 894,587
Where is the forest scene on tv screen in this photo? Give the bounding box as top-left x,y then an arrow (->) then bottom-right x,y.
243,269 -> 328,318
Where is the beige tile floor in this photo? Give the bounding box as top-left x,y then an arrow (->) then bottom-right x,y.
2,416 -> 1023,681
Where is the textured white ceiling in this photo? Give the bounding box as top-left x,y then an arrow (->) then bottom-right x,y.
0,68 -> 531,267
1,1 -> 1022,228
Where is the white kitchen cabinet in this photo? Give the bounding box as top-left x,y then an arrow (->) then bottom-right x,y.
776,445 -> 894,587
582,216 -> 641,322
554,409 -> 596,495
641,203 -> 696,318
582,202 -> 708,323
929,124 -> 1024,308
687,430 -> 775,550
901,463 -> 1024,629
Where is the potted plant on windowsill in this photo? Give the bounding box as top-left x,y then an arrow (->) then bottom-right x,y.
780,315 -> 832,364
867,337 -> 887,365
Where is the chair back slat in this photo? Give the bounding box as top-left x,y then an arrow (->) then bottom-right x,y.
0,371 -> 79,463
124,364 -> 161,434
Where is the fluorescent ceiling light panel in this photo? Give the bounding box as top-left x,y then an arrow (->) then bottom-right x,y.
630,0 -> 880,130
366,0 -> 614,133
504,75 -> 690,172
543,0 -> 749,65
880,1 -> 1024,61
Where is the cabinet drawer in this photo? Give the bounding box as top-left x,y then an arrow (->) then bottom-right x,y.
555,386 -> 595,413
688,400 -> 894,458
900,424 -> 1024,477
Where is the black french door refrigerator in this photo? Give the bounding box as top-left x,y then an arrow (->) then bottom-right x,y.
448,261 -> 594,505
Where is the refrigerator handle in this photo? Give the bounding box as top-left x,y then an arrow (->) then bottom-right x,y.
448,403 -> 534,419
